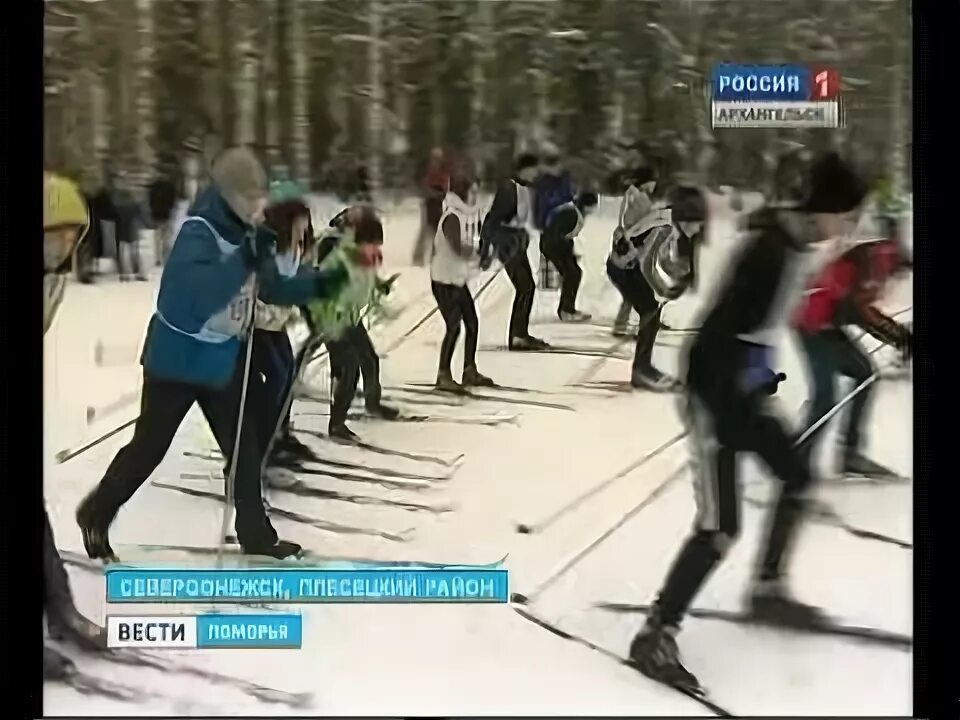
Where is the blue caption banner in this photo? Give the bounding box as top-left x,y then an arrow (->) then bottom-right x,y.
712,64 -> 810,102
197,613 -> 302,648
106,567 -> 509,604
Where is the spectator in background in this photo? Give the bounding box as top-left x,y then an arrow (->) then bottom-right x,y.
108,171 -> 147,281
80,178 -> 118,283
414,147 -> 450,266
148,169 -> 178,267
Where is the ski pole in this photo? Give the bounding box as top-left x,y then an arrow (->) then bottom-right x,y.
55,417 -> 138,464
515,428 -> 687,536
512,461 -> 688,605
794,371 -> 879,449
259,332 -> 326,477
217,281 -> 259,567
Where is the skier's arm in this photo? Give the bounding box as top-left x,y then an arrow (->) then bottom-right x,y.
480,180 -> 518,244
254,226 -> 349,307
551,206 -> 579,239
168,219 -> 253,318
442,215 -> 475,258
843,254 -> 910,349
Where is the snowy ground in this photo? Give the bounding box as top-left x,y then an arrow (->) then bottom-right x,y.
44,193 -> 912,716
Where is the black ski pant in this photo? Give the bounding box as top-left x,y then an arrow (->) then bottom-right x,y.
503,248 -> 535,341
797,328 -> 874,462
651,338 -> 814,629
431,281 -> 479,377
606,259 -> 662,375
251,329 -> 296,460
539,228 -> 583,316
86,355 -> 277,549
327,322 -> 383,428
44,507 -> 77,628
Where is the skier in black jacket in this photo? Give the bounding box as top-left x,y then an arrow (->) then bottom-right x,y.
479,153 -> 549,350
628,152 -> 869,695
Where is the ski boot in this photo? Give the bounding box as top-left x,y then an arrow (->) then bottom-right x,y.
631,366 -> 677,392
509,335 -> 551,351
273,432 -> 321,465
264,465 -> 299,490
749,578 -> 828,628
329,423 -> 360,443
628,620 -> 702,694
241,539 -> 302,560
366,402 -> 401,420
435,371 -> 466,395
462,366 -> 495,388
76,493 -> 118,562
44,644 -> 77,681
558,309 -> 592,323
841,449 -> 899,481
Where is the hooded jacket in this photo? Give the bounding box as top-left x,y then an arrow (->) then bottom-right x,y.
44,174 -> 89,335
141,184 -> 343,388
793,237 -> 910,347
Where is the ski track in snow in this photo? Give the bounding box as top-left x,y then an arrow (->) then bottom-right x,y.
44,193 -> 912,715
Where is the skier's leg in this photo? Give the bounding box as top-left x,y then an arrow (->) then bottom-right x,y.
44,507 -> 105,649
76,374 -> 196,559
651,393 -> 741,626
503,251 -> 536,343
828,329 -> 876,463
326,338 -> 361,431
615,268 -> 664,386
630,392 -> 737,690
796,331 -> 838,472
197,356 -> 287,554
552,238 -> 584,316
432,281 -> 464,382
350,323 -> 384,410
613,299 -> 633,335
747,409 -> 825,624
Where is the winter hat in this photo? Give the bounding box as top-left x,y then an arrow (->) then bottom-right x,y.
668,186 -> 707,223
350,204 -> 384,246
800,152 -> 867,214
210,147 -> 268,221
576,191 -> 600,210
630,166 -> 656,189
269,179 -> 307,205
44,174 -> 89,231
515,153 -> 540,172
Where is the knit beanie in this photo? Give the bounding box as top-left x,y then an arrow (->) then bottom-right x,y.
210,148 -> 268,222
800,152 -> 867,214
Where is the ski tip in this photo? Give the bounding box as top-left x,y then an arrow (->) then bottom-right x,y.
510,592 -> 531,605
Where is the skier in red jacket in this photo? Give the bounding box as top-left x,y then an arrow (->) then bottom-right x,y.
793,215 -> 912,479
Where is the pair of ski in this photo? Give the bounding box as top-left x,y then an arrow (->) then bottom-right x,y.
294,389 -> 520,426
151,477 -> 417,542
485,342 -> 633,361
397,383 -> 574,412
513,599 -> 911,716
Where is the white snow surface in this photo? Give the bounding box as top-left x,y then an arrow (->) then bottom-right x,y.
44,192 -> 913,716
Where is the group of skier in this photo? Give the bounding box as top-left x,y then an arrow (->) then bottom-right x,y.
43,142 -> 912,698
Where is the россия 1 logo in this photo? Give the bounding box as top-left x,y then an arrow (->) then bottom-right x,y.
711,63 -> 841,128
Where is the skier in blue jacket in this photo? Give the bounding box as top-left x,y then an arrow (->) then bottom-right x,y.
76,148 -> 349,560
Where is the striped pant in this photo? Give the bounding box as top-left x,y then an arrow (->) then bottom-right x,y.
649,389 -> 813,628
